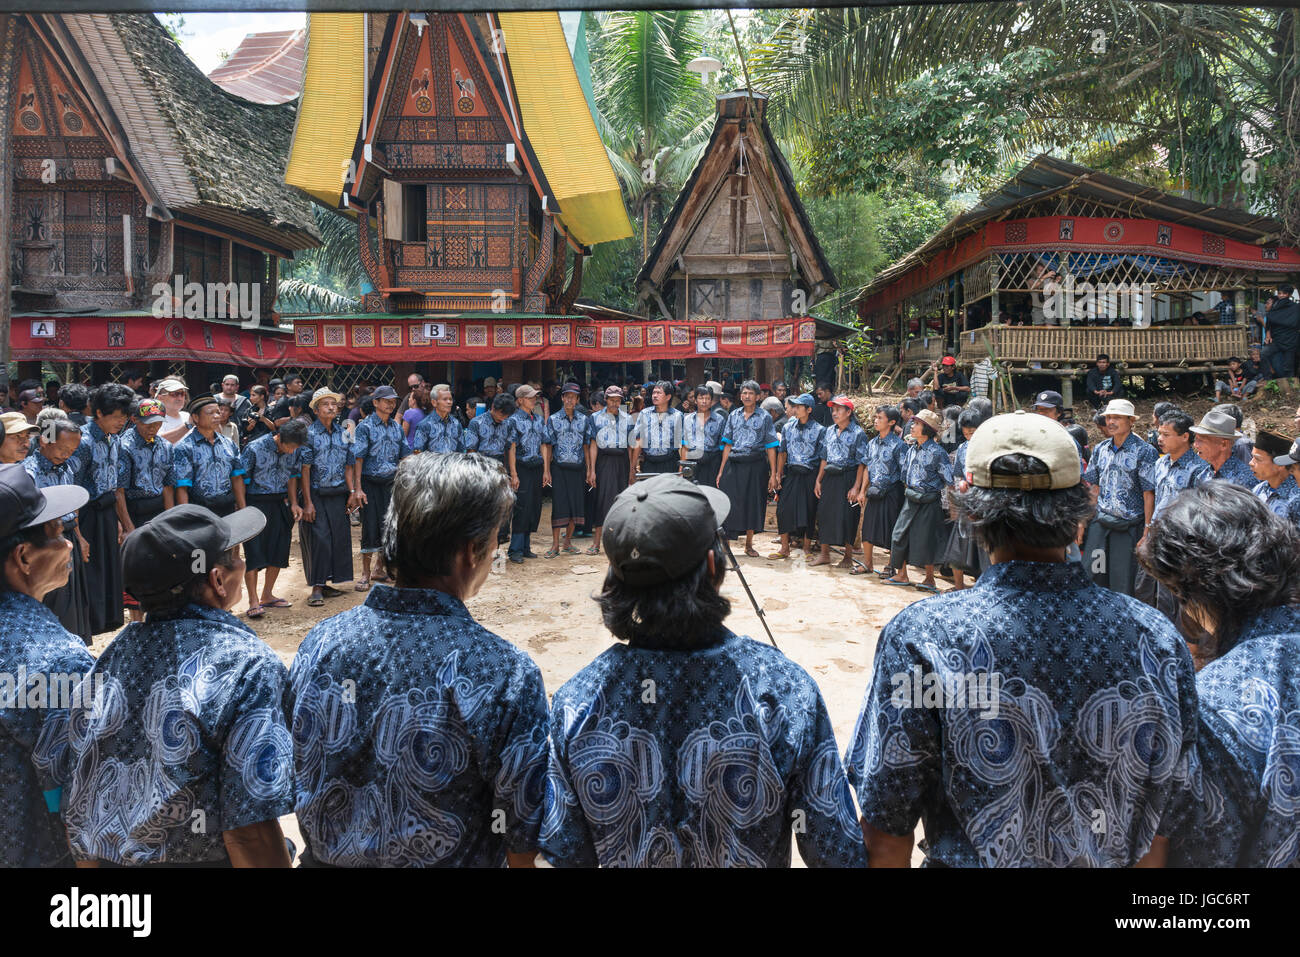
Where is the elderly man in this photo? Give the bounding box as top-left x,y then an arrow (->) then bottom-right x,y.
172,395 -> 247,517
716,379 -> 779,557
1250,430 -> 1300,525
291,453 -> 549,867
1,411 -> 37,464
23,414 -> 91,640
540,473 -> 864,868
543,383 -> 589,558
1081,398 -> 1156,596
65,504 -> 295,867
1140,483 -> 1300,866
505,384 -> 546,563
1189,410 -> 1255,486
0,464 -> 91,865
239,418 -> 308,618
631,380 -> 683,478
412,383 -> 464,453
300,388 -> 357,606
352,385 -> 409,589
848,411 -> 1197,867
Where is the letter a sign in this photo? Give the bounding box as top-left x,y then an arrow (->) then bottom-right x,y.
30,320 -> 55,338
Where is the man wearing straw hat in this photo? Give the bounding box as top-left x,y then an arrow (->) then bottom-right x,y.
299,387 -> 357,606
1082,398 -> 1156,595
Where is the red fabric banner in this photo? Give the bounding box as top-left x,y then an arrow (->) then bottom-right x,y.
11,314 -> 311,368
292,316 -> 818,364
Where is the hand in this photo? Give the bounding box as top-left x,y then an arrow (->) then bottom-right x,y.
510,473 -> 520,491
846,487 -> 858,504
347,491 -> 362,512
586,470 -> 596,487
302,503 -> 316,523
768,474 -> 779,492
814,479 -> 822,499
628,471 -> 637,486
79,537 -> 90,563
542,471 -> 552,488
290,504 -> 303,522
355,489 -> 369,507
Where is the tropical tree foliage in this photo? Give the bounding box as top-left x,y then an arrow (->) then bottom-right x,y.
276,206 -> 363,314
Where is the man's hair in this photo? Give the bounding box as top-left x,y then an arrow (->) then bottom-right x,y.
596,540 -> 730,649
1096,353 -> 1111,363
1152,401 -> 1178,421
693,385 -> 713,399
215,395 -> 235,407
875,405 -> 901,427
278,418 -> 308,446
1212,402 -> 1244,428
968,396 -> 994,419
815,382 -> 832,394
1280,283 -> 1295,296
1159,410 -> 1194,436
1139,482 -> 1300,660
900,397 -> 922,415
431,383 -> 452,400
906,378 -> 923,390
491,392 -> 516,415
285,373 -> 304,386
383,452 -> 514,584
772,380 -> 786,390
917,419 -> 938,439
739,379 -> 760,395
36,409 -> 79,439
58,383 -> 90,411
139,546 -> 239,614
950,453 -> 1095,553
90,383 -> 135,417
958,407 -> 985,431
653,379 -> 673,399
918,390 -> 935,409
17,378 -> 40,393
1093,411 -> 1107,430
123,367 -> 144,382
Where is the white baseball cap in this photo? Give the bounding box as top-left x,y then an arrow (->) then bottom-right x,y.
965,410 -> 1081,490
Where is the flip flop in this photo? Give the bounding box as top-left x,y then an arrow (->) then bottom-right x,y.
882,578 -> 913,587
544,548 -> 560,559
371,573 -> 393,584
321,586 -> 345,598
743,547 -> 760,558
562,545 -> 580,555
355,579 -> 371,592
584,545 -> 600,555
766,552 -> 789,560
246,605 -> 265,619
307,596 -> 325,607
914,582 -> 940,593
262,597 -> 293,608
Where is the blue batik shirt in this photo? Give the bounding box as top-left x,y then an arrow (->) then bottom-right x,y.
172,428 -> 244,502
465,414 -> 511,459
1211,454 -> 1256,488
952,441 -> 970,485
505,409 -> 546,466
22,450 -> 80,523
721,407 -> 779,459
0,591 -> 95,867
302,419 -> 355,491
1170,606 -> 1300,867
1152,448 -> 1212,519
239,433 -> 304,497
864,432 -> 905,491
780,418 -> 824,470
588,408 -> 634,452
540,629 -> 866,868
545,409 -> 589,467
290,586 -> 550,866
680,409 -> 724,458
902,439 -> 953,492
635,407 -> 683,458
353,412 -> 410,478
117,425 -> 175,500
1083,431 -> 1157,522
64,604 -> 294,864
818,422 -> 867,471
412,411 -> 465,454
69,420 -> 120,500
845,561 -> 1198,867
1252,475 -> 1300,525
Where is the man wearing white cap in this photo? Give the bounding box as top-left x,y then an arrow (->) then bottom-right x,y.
847,411 -> 1196,867
1081,398 -> 1156,596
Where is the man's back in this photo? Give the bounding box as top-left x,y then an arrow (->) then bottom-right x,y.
290,586 -> 549,866
846,561 -> 1197,867
541,630 -> 865,868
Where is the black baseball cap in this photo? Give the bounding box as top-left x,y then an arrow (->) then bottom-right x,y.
1033,390 -> 1064,409
122,504 -> 265,602
0,463 -> 89,538
1272,436 -> 1300,467
602,474 -> 731,586
371,385 -> 399,400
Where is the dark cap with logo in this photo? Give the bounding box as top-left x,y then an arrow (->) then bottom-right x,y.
1033,390 -> 1063,409
602,473 -> 731,586
122,504 -> 265,602
0,463 -> 89,538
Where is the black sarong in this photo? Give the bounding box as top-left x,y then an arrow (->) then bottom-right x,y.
1083,517 -> 1140,596
44,527 -> 92,644
125,494 -> 165,528
862,483 -> 904,549
301,486 -> 352,586
639,455 -> 679,476
942,514 -> 985,573
511,461 -> 544,537
816,469 -> 860,546
188,491 -> 237,517
550,465 -> 585,526
721,456 -> 768,537
692,452 -> 721,490
777,466 -> 817,536
591,450 -> 628,528
246,493 -> 294,570
360,475 -> 393,553
890,496 -> 946,567
81,492 -> 123,635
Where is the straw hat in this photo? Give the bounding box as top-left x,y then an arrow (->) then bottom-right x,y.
309,387 -> 344,411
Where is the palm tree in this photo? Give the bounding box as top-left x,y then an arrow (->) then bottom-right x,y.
276,205 -> 364,314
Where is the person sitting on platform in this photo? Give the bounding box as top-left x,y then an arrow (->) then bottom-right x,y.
1085,354 -> 1124,410
1215,355 -> 1260,402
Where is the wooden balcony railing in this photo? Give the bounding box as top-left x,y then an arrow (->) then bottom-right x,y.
957,323 -> 1249,370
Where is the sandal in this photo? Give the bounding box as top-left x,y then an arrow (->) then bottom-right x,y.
584,545 -> 600,555
307,595 -> 325,607
562,544 -> 579,555
262,597 -> 292,608
766,552 -> 789,560
371,572 -> 393,583
882,578 -> 913,587
355,579 -> 371,592
247,605 -> 265,619
743,547 -> 760,558
849,566 -> 874,576
544,548 -> 560,559
914,582 -> 940,593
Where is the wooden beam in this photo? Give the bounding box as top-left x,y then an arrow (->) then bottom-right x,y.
0,15 -> 18,386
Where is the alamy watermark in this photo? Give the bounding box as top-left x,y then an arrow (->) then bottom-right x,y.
1041,278 -> 1154,325
890,665 -> 1002,719
0,669 -> 104,710
151,275 -> 260,322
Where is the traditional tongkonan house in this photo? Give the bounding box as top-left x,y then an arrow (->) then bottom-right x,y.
637,89 -> 849,387
0,13 -> 322,389
855,154 -> 1300,402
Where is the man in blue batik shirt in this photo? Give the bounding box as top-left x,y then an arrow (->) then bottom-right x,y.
68,383 -> 135,635
631,380 -> 683,477
541,474 -> 865,868
412,384 -> 465,453
772,394 -> 823,559
291,453 -> 549,867
239,420 -> 307,619
466,392 -> 515,464
1249,430 -> 1300,526
1082,398 -> 1156,595
172,395 -> 247,516
352,385 -> 410,588
543,383 -> 590,557
0,464 -> 91,866
847,412 -> 1197,867
65,504 -> 295,866
1139,483 -> 1300,867
716,380 -> 780,555
1190,410 -> 1256,487
505,385 -> 547,563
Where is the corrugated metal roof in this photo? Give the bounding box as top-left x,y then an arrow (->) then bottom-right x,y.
207,28 -> 305,105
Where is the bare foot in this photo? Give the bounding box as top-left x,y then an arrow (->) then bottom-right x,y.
807,554 -> 832,567
836,557 -> 854,569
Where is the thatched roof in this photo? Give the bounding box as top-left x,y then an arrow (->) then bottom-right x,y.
45,14 -> 318,254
